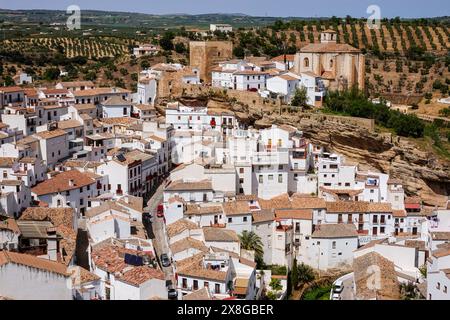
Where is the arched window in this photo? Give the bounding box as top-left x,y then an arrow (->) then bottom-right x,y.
304,57 -> 309,68
330,59 -> 334,68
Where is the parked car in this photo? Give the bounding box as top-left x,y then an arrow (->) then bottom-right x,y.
168,287 -> 178,300
333,280 -> 344,294
156,204 -> 164,218
331,293 -> 341,300
160,253 -> 171,267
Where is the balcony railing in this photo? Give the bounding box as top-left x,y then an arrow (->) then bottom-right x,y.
252,151 -> 288,165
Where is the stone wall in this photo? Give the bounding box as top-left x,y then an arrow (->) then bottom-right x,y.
189,41 -> 233,83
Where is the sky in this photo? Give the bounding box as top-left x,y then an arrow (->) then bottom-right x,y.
0,0 -> 448,18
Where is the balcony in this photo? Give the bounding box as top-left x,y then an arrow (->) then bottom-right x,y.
252,151 -> 288,165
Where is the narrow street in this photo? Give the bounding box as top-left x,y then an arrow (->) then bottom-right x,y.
146,181 -> 176,291
339,276 -> 355,300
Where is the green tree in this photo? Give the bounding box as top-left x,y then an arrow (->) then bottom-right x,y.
2,75 -> 14,86
291,258 -> 299,289
159,32 -> 175,51
174,42 -> 186,54
291,86 -> 309,107
120,68 -> 129,76
297,263 -> 315,285
239,231 -> 264,266
141,60 -> 151,69
269,278 -> 283,291
233,46 -> 245,59
43,67 -> 60,81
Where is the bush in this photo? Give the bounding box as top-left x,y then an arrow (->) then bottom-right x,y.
324,88 -> 425,138
270,265 -> 287,276
43,67 -> 60,81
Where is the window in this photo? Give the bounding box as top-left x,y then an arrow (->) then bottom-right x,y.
204,281 -> 209,288
228,217 -> 232,223
243,217 -> 248,222
444,286 -> 447,293
278,174 -> 283,183
215,284 -> 220,294
380,227 -> 385,234
239,168 -> 244,174
278,165 -> 283,170
193,280 -> 198,290
332,241 -> 336,249
239,178 -> 244,184
268,175 -> 273,181
304,57 -> 310,67
329,59 -> 334,68
182,278 -> 187,289
259,175 -> 263,183
123,108 -> 127,115
2,171 -> 6,178
437,282 -> 441,290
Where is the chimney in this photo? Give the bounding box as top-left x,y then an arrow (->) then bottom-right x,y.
46,227 -> 58,262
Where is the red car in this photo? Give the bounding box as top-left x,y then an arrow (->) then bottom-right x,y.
156,204 -> 164,218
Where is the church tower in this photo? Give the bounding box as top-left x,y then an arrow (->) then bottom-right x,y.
320,29 -> 337,43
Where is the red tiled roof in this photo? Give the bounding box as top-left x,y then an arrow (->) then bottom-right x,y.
31,170 -> 95,196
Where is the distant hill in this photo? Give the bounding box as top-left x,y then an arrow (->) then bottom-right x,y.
2,9 -> 447,29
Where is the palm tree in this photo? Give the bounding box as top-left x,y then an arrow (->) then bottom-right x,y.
239,231 -> 264,265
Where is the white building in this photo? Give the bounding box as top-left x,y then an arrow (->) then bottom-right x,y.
266,73 -> 301,102
133,44 -> 159,58
0,251 -> 72,300
307,224 -> 359,270
31,169 -> 97,219
427,243 -> 450,300
210,24 -> 233,33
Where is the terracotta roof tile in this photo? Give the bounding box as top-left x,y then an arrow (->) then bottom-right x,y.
300,43 -> 361,53
0,218 -> 20,234
222,201 -> 251,216
34,129 -> 67,140
353,252 -> 400,300
185,204 -> 223,216
275,209 -> 312,220
312,223 -> 358,238
0,251 -> 69,276
20,207 -> 74,228
165,179 -> 212,191
170,237 -> 208,254
252,210 -> 275,224
203,227 -> 239,242
117,265 -> 164,286
31,170 -> 95,196
167,219 -> 199,238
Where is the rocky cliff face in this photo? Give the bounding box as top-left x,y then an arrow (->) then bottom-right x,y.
268,113 -> 450,207
166,96 -> 450,207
